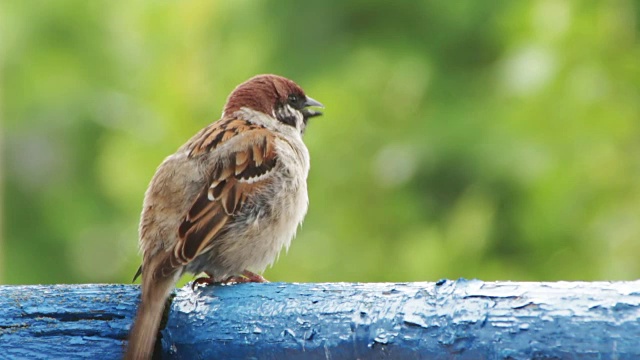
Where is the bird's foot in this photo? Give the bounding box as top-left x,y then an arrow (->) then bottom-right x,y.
222,270 -> 269,284
191,272 -> 216,290
241,270 -> 270,283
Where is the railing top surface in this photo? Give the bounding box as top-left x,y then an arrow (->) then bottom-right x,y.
1,280 -> 639,359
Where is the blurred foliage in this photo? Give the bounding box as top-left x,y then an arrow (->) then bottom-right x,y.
1,0 -> 639,285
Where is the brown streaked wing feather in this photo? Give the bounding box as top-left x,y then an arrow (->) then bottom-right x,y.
253,143 -> 264,165
176,205 -> 229,262
174,125 -> 278,266
189,119 -> 263,157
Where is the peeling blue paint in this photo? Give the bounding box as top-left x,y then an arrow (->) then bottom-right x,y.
163,280 -> 640,360
1,280 -> 639,359
0,284 -> 135,359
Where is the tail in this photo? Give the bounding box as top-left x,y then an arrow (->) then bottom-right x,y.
125,268 -> 179,360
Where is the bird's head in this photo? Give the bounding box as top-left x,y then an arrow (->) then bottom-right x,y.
223,74 -> 323,133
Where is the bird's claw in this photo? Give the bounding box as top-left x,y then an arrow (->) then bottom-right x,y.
191,275 -> 216,290
191,270 -> 269,289
221,270 -> 270,284
239,270 -> 269,283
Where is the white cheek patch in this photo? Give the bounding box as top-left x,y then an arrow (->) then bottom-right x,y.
276,105 -> 293,119
287,105 -> 304,128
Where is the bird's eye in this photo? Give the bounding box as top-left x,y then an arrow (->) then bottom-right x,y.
288,94 -> 299,105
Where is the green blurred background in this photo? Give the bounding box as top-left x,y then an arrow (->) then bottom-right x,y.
2,1 -> 639,285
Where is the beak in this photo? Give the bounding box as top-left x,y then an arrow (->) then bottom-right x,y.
304,96 -> 324,108
303,96 -> 324,118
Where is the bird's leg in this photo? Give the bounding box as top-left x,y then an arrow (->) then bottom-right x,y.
191,272 -> 216,290
221,270 -> 270,284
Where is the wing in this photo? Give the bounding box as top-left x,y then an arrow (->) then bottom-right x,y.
172,122 -> 278,268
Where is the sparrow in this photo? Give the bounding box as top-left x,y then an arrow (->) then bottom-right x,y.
124,74 -> 323,359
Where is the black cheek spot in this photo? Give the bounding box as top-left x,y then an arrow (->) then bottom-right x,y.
279,116 -> 297,127
275,104 -> 298,127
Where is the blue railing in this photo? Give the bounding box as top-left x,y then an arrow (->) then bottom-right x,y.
1,279 -> 639,359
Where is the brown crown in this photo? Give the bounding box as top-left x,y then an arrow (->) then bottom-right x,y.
223,74 -> 306,117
